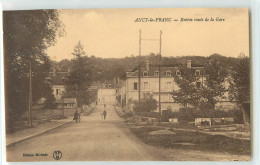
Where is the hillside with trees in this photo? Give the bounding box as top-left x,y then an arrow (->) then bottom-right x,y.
52,53 -> 240,82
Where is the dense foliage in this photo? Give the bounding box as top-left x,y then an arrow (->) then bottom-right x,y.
63,41 -> 93,106
171,66 -> 200,107
229,55 -> 250,104
4,10 -> 64,126
133,93 -> 158,112
201,59 -> 228,109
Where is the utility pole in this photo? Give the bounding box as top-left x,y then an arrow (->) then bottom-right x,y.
138,29 -> 141,110
28,59 -> 32,127
158,65 -> 161,124
158,30 -> 162,124
160,30 -> 162,57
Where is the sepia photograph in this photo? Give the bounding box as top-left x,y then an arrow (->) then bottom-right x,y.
3,8 -> 250,161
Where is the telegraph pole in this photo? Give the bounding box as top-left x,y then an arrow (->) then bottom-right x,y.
28,59 -> 32,127
158,30 -> 162,124
160,30 -> 162,57
138,29 -> 141,109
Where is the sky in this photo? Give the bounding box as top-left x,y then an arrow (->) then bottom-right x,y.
47,8 -> 249,61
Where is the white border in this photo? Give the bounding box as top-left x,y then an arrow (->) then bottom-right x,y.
0,0 -> 259,165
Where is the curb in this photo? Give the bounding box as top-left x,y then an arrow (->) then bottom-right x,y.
116,108 -> 124,117
6,120 -> 73,147
85,105 -> 96,116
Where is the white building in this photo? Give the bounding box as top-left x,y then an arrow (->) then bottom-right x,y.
119,60 -> 238,112
118,60 -> 204,112
97,88 -> 117,105
47,68 -> 77,108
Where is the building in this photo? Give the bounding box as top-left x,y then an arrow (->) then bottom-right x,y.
47,68 -> 68,99
56,98 -> 77,109
96,79 -> 123,105
46,68 -> 77,108
119,60 -> 204,112
97,88 -> 117,105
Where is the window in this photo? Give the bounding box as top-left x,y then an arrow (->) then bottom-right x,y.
166,71 -> 171,76
134,82 -> 138,90
154,71 -> 159,76
196,81 -> 201,89
56,89 -> 59,95
144,82 -> 149,90
143,71 -> 148,76
195,70 -> 200,77
176,70 -> 181,76
108,84 -> 111,88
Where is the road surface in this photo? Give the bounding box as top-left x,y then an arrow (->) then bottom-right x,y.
6,105 -> 249,161
6,105 -> 161,161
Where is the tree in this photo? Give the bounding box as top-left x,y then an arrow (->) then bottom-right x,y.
133,93 -> 157,112
4,10 -> 64,126
171,66 -> 200,108
200,59 -> 228,110
42,84 -> 57,109
64,41 -> 93,106
229,55 -> 250,104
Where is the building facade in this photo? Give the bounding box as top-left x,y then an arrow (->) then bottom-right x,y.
118,60 -> 239,112
119,60 -> 204,112
46,68 -> 77,108
97,88 -> 117,105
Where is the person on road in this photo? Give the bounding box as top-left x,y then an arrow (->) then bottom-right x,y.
103,109 -> 107,120
73,110 -> 80,123
103,104 -> 107,120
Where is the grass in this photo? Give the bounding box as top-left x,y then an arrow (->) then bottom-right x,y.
129,125 -> 250,155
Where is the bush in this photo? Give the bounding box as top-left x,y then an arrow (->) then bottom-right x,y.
123,111 -> 134,118
133,93 -> 157,112
135,112 -> 160,119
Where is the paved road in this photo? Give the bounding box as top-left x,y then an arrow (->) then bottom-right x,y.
6,105 -> 159,161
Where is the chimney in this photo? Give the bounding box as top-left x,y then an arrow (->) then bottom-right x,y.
53,67 -> 56,76
187,60 -> 191,68
146,61 -> 149,71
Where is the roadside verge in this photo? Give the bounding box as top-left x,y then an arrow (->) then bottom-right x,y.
6,119 -> 73,147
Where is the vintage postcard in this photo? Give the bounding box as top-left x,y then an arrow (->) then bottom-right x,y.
3,8 -> 250,161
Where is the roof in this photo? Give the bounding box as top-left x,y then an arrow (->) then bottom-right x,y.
56,98 -> 77,104
127,65 -> 204,78
92,79 -> 124,89
127,60 -> 204,78
47,72 -> 69,85
131,62 -> 204,72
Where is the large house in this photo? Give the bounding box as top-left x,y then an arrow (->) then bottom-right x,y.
118,60 -> 237,112
46,68 -> 77,108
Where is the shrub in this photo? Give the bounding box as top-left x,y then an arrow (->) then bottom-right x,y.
123,111 -> 134,118
135,112 -> 160,119
133,92 -> 157,112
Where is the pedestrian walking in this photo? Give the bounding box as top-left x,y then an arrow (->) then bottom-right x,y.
102,104 -> 107,120
103,109 -> 107,120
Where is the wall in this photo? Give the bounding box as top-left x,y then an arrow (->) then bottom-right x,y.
124,77 -> 184,112
52,85 -> 65,99
97,88 -> 117,105
215,102 -> 239,111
